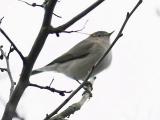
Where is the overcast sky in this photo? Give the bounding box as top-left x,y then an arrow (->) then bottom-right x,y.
1,0 -> 160,120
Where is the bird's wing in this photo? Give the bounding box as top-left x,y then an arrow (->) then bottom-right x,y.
46,40 -> 94,66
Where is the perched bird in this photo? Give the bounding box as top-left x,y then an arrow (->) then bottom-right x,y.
31,31 -> 113,80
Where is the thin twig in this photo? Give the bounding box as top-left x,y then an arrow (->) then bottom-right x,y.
45,0 -> 143,119
62,20 -> 88,33
29,83 -> 72,96
0,17 -> 4,24
52,13 -> 62,18
49,78 -> 54,87
0,48 -> 16,97
0,28 -> 25,62
94,0 -> 143,68
49,0 -> 105,34
18,0 -> 44,7
18,0 -> 62,18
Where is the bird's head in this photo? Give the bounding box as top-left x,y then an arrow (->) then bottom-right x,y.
90,31 -> 114,37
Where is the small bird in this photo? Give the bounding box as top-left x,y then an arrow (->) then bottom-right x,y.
31,31 -> 113,80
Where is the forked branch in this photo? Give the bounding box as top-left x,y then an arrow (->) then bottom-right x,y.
0,28 -> 25,62
29,83 -> 72,96
0,47 -> 16,97
48,0 -> 105,34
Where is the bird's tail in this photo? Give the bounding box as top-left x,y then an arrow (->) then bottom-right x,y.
30,70 -> 43,76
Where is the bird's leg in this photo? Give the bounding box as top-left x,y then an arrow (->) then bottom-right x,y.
75,77 -> 96,97
75,80 -> 91,94
82,77 -> 96,97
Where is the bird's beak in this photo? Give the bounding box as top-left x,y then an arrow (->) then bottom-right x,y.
109,31 -> 115,36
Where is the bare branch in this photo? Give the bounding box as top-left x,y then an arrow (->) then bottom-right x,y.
2,1 -> 59,119
18,0 -> 62,18
29,83 -> 72,96
49,78 -> 95,120
49,78 -> 54,87
94,0 -> 142,68
45,0 -> 143,119
52,13 -> 62,18
0,47 -> 16,98
0,28 -> 25,62
49,0 -> 105,34
0,97 -> 24,120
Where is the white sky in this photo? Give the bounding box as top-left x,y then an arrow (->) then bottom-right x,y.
1,0 -> 160,120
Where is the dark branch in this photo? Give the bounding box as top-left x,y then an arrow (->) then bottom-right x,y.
49,78 -> 54,87
29,83 -> 72,96
2,1 -> 59,119
45,0 -> 143,119
52,13 -> 62,18
0,28 -> 25,62
49,0 -> 105,33
0,97 -> 24,120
